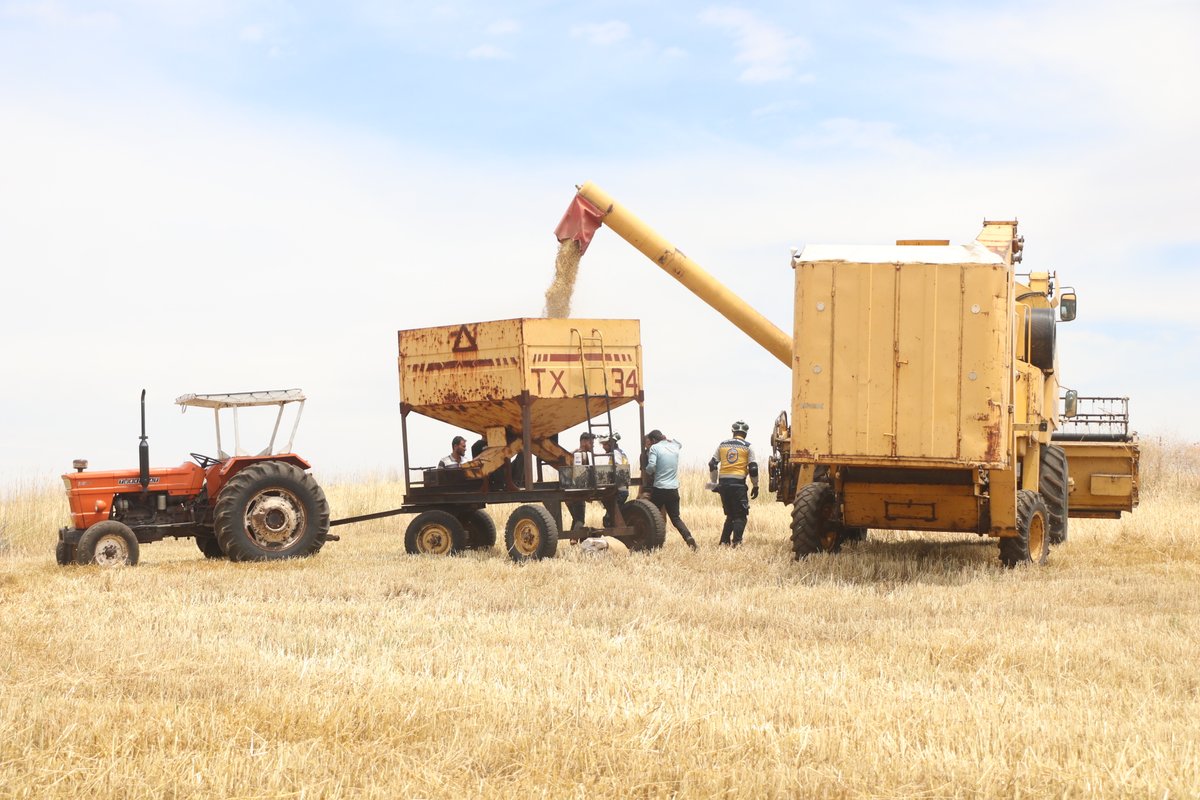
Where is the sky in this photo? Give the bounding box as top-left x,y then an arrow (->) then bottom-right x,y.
1,0 -> 1197,489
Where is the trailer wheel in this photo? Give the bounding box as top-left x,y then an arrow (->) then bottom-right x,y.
505,504 -> 559,562
621,498 -> 666,552
1040,444 -> 1070,545
195,534 -> 226,559
74,520 -> 140,567
791,482 -> 841,558
1000,489 -> 1051,567
213,461 -> 330,562
405,510 -> 468,555
459,509 -> 497,550
55,540 -> 76,566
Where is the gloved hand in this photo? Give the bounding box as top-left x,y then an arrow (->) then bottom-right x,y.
750,485 -> 759,499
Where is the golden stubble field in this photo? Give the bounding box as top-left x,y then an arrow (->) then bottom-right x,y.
2,441 -> 1198,799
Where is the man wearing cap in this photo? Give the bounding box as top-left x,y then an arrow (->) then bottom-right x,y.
599,433 -> 630,527
645,429 -> 698,550
708,420 -> 760,547
567,431 -> 597,530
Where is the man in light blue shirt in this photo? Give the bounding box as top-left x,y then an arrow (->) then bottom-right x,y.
644,429 -> 698,550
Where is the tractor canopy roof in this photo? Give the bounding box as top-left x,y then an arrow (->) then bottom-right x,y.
175,389 -> 306,409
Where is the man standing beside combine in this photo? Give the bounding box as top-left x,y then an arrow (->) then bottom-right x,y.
709,421 -> 759,547
645,429 -> 698,551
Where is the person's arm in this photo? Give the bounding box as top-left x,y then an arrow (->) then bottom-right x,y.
748,445 -> 760,497
709,447 -> 720,483
645,445 -> 658,478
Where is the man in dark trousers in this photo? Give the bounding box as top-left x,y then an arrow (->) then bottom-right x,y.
708,420 -> 759,547
645,429 -> 698,550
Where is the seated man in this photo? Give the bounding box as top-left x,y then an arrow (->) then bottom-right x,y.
439,435 -> 467,468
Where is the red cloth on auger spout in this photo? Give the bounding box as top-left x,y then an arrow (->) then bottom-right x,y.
554,194 -> 607,255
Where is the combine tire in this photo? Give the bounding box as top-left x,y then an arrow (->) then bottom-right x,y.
843,526 -> 868,542
195,534 -> 226,559
1040,444 -> 1070,545
55,539 -> 76,566
621,498 -> 666,552
791,482 -> 841,559
405,510 -> 468,555
505,504 -> 558,562
213,462 -> 330,562
74,521 -> 140,567
999,489 -> 1051,567
459,509 -> 497,550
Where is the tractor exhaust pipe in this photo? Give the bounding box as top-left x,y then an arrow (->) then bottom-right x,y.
139,389 -> 150,492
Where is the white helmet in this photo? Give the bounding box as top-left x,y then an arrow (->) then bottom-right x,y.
731,420 -> 749,435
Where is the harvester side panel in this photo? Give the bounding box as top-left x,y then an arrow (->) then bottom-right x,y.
792,249 -> 1011,469
1056,440 -> 1140,518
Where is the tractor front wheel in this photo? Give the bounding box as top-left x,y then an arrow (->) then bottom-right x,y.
405,510 -> 468,555
55,539 -> 76,566
791,482 -> 841,559
213,462 -> 330,562
74,521 -> 140,567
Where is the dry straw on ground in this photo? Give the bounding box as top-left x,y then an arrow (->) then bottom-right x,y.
2,441 -> 1198,798
544,239 -> 582,318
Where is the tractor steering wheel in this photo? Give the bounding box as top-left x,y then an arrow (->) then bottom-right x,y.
191,452 -> 222,468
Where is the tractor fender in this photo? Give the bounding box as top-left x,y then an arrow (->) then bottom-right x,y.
206,454 -> 313,499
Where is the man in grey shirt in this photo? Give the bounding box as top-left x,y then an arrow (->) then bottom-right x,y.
644,429 -> 698,550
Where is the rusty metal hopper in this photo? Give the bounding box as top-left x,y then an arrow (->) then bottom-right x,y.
399,318 -> 642,473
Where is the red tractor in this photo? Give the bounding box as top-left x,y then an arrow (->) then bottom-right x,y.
57,389 -> 333,567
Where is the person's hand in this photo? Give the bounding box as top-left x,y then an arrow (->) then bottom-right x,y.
750,485 -> 759,499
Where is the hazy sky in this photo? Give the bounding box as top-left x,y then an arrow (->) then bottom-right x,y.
2,1 -> 1197,488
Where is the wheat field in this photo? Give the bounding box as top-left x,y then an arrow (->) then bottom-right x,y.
1,441 -> 1197,799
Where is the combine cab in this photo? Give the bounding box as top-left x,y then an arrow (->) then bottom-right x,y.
57,389 -> 333,567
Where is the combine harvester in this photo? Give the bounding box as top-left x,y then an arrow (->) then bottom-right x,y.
556,182 -> 1139,566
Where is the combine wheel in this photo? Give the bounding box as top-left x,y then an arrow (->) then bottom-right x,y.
621,498 -> 666,552
505,504 -> 558,562
459,509 -> 497,550
999,489 -> 1051,567
74,521 -> 140,567
1040,444 -> 1070,545
791,482 -> 841,559
213,462 -> 330,562
195,534 -> 226,559
842,526 -> 868,542
405,510 -> 467,555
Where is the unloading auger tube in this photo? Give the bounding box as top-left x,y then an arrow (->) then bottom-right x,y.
565,182 -> 792,368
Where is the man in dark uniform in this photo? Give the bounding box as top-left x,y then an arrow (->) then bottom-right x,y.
708,420 -> 759,547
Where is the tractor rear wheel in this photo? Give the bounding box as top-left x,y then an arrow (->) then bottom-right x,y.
621,498 -> 666,552
505,504 -> 558,562
459,509 -> 497,550
195,534 -> 226,559
1040,444 -> 1070,545
405,510 -> 468,555
791,482 -> 841,559
55,539 -> 75,566
999,489 -> 1051,567
74,521 -> 140,567
213,462 -> 330,562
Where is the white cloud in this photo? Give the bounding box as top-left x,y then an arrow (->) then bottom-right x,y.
570,20 -> 630,46
486,18 -> 519,36
1,0 -> 117,29
239,24 -> 264,42
699,6 -> 807,83
466,43 -> 510,60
